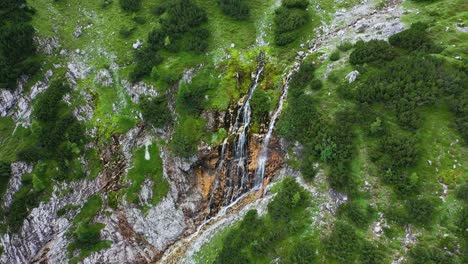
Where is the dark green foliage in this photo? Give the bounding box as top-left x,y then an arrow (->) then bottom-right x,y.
140,96 -> 171,128
300,155 -> 318,181
250,89 -> 271,123
132,16 -> 146,24
119,0 -> 141,12
161,0 -> 208,37
129,0 -> 209,82
289,63 -> 315,97
274,1 -> 309,46
68,195 -> 111,263
171,117 -> 205,158
284,236 -> 317,264
183,27 -> 210,52
118,26 -> 135,38
282,0 -> 309,9
323,220 -> 362,263
0,1 -> 39,90
455,182 -> 468,202
349,40 -> 396,65
215,178 -> 312,263
268,178 -> 310,222
330,51 -> 340,61
310,79 -> 323,90
389,22 -> 440,53
218,0 -> 250,20
337,200 -> 375,228
0,161 -> 11,199
176,69 -> 217,115
408,242 -> 452,264
360,241 -> 389,264
376,134 -> 418,170
129,48 -> 163,83
100,0 -> 113,9
338,42 -> 354,52
405,195 -> 440,227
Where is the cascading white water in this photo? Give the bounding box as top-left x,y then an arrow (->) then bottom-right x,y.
254,61 -> 301,187
206,53 -> 266,211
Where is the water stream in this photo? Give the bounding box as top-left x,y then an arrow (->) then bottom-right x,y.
206,52 -> 266,213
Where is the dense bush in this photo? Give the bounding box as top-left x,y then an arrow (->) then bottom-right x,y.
405,195 -> 440,227
119,0 -> 141,12
0,1 -> 39,90
389,22 -> 440,53
218,0 -> 250,20
130,0 -> 209,82
360,241 -> 389,264
282,0 -> 310,9
161,0 -> 208,37
323,220 -> 362,263
140,96 -> 171,128
273,2 -> 309,46
215,178 -> 311,263
330,50 -> 340,61
250,89 -> 271,123
284,236 -> 317,264
349,39 -> 396,65
337,200 -> 375,228
408,242 -> 452,264
0,161 -> 11,198
268,177 -> 309,222
171,117 -> 205,158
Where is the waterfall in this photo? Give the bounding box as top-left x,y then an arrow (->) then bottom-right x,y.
254,61 -> 301,187
206,52 -> 266,212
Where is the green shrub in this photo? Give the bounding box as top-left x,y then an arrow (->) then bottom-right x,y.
268,177 -> 309,222
455,182 -> 468,202
349,39 -> 396,65
274,6 -> 309,46
338,42 -> 354,52
408,242 -> 452,264
330,50 -> 340,61
323,220 -> 362,263
300,154 -> 318,181
171,117 -> 205,158
250,89 -> 271,123
284,235 -> 317,264
119,26 -> 135,38
360,240 -> 389,264
140,96 -> 171,128
101,0 -> 113,8
282,0 -> 309,9
0,161 -> 11,198
132,16 -> 146,25
310,79 -> 323,90
389,22 -> 440,53
176,69 -> 217,115
218,0 -> 250,20
119,0 -> 141,12
0,2 -> 39,90
337,200 -> 375,228
405,195 -> 440,227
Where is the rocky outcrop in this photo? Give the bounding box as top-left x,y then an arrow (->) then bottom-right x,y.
122,80 -> 159,104
1,162 -> 33,209
0,179 -> 101,264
